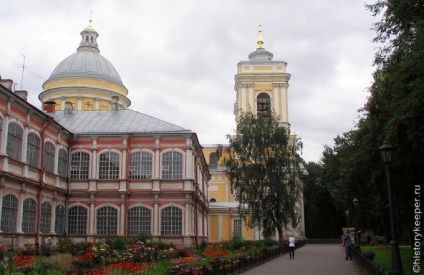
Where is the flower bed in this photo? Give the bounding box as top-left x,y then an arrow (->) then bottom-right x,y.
1,238 -> 285,274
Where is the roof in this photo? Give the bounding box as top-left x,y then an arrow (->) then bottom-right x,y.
46,50 -> 123,85
44,23 -> 124,87
50,109 -> 192,135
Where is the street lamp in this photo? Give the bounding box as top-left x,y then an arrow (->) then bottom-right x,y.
353,197 -> 359,245
345,210 -> 349,228
379,142 -> 403,274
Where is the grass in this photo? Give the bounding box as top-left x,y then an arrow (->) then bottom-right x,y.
361,244 -> 413,274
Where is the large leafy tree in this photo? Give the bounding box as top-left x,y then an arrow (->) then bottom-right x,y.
218,111 -> 303,243
319,0 -> 424,242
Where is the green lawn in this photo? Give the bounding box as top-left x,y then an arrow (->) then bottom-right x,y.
361,245 -> 413,274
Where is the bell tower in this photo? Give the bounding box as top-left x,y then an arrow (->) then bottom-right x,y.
234,25 -> 291,127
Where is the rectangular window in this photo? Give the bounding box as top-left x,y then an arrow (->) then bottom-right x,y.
233,219 -> 242,238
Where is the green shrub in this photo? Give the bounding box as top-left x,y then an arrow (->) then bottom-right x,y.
106,237 -> 128,250
370,235 -> 386,245
56,237 -> 75,254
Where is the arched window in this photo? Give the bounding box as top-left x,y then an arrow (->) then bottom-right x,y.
130,151 -> 153,179
161,206 -> 182,235
22,198 -> 37,233
97,206 -> 118,235
58,148 -> 68,177
99,152 -> 120,179
68,206 -> 87,235
40,202 -> 52,234
44,141 -> 55,173
55,204 -> 66,234
209,153 -> 217,170
257,93 -> 271,113
7,122 -> 23,161
70,152 -> 90,179
1,194 -> 18,232
27,133 -> 40,168
162,151 -> 183,179
128,206 -> 152,236
209,198 -> 217,203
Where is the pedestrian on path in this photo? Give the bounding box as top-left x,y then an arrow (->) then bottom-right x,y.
288,235 -> 295,259
343,230 -> 352,260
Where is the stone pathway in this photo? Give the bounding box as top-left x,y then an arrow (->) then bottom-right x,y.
241,244 -> 362,275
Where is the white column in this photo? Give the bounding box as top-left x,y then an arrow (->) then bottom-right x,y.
282,83 -> 289,122
153,195 -> 159,236
89,199 -> 95,235
185,139 -> 192,179
0,117 -> 9,155
154,139 -> 160,179
248,84 -> 254,112
91,139 -> 98,179
61,97 -> 66,110
77,96 -> 83,110
16,188 -> 25,233
272,83 -> 280,118
94,97 -> 100,111
119,196 -> 125,235
241,84 -> 247,112
185,199 -> 190,236
122,139 -> 127,179
51,199 -> 57,233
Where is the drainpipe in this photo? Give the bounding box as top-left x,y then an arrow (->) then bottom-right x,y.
124,134 -> 132,238
36,117 -> 53,244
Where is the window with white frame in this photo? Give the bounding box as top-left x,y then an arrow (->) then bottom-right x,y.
128,206 -> 151,236
1,194 -> 18,232
27,133 -> 40,168
22,198 -> 37,233
161,151 -> 183,179
70,152 -> 90,179
7,122 -> 23,161
97,206 -> 118,235
55,204 -> 66,234
99,151 -> 120,179
58,148 -> 68,177
233,219 -> 243,238
129,151 -> 153,179
161,206 -> 182,235
68,206 -> 87,235
44,141 -> 55,173
40,202 -> 52,234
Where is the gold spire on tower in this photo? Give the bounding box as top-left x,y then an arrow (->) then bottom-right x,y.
257,25 -> 264,49
85,10 -> 94,31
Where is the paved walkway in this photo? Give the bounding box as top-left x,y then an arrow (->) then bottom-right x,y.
241,244 -> 362,275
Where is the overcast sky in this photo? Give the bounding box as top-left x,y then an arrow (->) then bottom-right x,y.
0,0 -> 379,163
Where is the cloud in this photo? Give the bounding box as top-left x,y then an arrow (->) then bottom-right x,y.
0,0 -> 379,163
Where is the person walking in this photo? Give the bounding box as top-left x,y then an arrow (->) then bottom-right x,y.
344,230 -> 352,260
288,235 -> 295,259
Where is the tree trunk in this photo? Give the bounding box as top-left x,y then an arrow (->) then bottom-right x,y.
277,226 -> 284,248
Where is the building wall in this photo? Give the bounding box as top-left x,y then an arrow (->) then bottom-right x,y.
0,82 -> 209,248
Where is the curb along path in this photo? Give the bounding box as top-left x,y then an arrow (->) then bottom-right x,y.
241,244 -> 362,275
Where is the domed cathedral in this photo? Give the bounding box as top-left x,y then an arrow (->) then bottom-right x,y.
234,25 -> 291,127
39,20 -> 130,111
204,26 -> 306,243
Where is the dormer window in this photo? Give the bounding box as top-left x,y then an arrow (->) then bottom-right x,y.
257,93 -> 271,113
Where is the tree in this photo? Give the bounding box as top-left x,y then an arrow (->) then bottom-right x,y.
218,111 -> 303,243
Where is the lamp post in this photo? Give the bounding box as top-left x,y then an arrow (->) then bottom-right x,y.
379,142 -> 403,274
345,210 -> 349,228
353,197 -> 359,245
